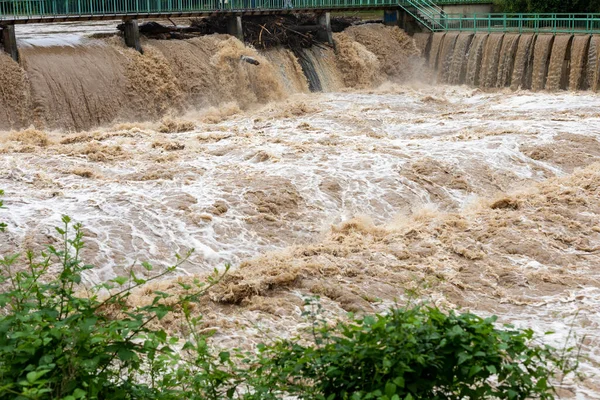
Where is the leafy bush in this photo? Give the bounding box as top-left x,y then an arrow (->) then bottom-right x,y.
0,215 -> 234,399
250,299 -> 579,400
0,192 -> 579,399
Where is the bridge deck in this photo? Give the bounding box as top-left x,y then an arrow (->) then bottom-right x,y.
1,0 -> 599,34
0,0 -> 490,24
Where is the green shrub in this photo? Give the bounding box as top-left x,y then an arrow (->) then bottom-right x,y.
0,191 -> 579,399
0,214 -> 234,399
250,299 -> 579,400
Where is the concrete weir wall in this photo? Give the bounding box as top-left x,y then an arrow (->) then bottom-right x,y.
415,32 -> 600,91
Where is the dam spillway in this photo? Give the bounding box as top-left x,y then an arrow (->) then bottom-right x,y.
416,32 -> 600,91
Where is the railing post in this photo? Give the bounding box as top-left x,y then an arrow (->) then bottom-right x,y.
487,13 -> 490,33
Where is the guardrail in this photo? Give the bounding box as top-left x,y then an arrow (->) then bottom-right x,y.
0,0 -> 489,22
0,0 -> 396,20
440,13 -> 600,33
2,0 -> 600,35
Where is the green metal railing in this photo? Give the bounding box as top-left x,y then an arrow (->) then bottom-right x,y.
0,0 -> 486,22
402,0 -> 446,30
2,0 -> 600,35
0,0 -> 390,20
442,13 -> 600,33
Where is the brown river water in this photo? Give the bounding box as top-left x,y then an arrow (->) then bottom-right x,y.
1,22 -> 599,397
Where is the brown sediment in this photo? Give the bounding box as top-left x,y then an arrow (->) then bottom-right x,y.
123,45 -> 185,120
436,32 -> 459,83
333,31 -> 381,88
465,33 -> 488,87
341,25 -> 420,82
586,35 -> 600,92
545,35 -> 573,91
531,34 -> 554,91
6,127 -> 50,147
521,133 -> 600,172
207,163 -> 600,312
447,33 -> 473,85
510,34 -> 535,90
0,53 -> 31,130
158,117 -> 195,133
495,33 -> 519,88
569,35 -> 590,90
479,33 -> 504,88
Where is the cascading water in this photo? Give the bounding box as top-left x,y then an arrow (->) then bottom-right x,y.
495,33 -> 519,88
587,36 -> 600,91
436,32 -> 459,82
428,32 -> 446,70
510,34 -> 535,90
545,35 -> 572,91
447,33 -> 473,85
464,33 -> 488,86
478,33 -> 504,88
569,35 -> 590,90
530,35 -> 554,91
432,31 -> 600,92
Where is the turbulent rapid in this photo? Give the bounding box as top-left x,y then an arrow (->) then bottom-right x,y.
1,23 -> 600,397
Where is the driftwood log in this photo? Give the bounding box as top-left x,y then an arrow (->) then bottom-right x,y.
116,14 -> 381,50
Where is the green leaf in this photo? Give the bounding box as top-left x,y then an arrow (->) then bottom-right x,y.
117,349 -> 135,362
154,306 -> 169,320
393,377 -> 405,388
220,351 -> 231,362
385,382 -> 397,397
469,365 -> 483,377
142,261 -> 153,271
112,276 -> 128,286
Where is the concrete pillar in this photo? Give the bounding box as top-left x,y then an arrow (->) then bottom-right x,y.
227,16 -> 244,42
0,24 -> 19,62
398,8 -> 422,35
123,19 -> 143,53
383,10 -> 399,26
316,12 -> 333,46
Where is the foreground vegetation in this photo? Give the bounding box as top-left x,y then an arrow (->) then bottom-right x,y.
494,0 -> 600,13
0,192 -> 579,399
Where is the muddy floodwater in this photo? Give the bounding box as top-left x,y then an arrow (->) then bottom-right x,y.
1,23 -> 600,398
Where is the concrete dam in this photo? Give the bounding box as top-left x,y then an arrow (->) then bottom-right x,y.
417,31 -> 600,91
